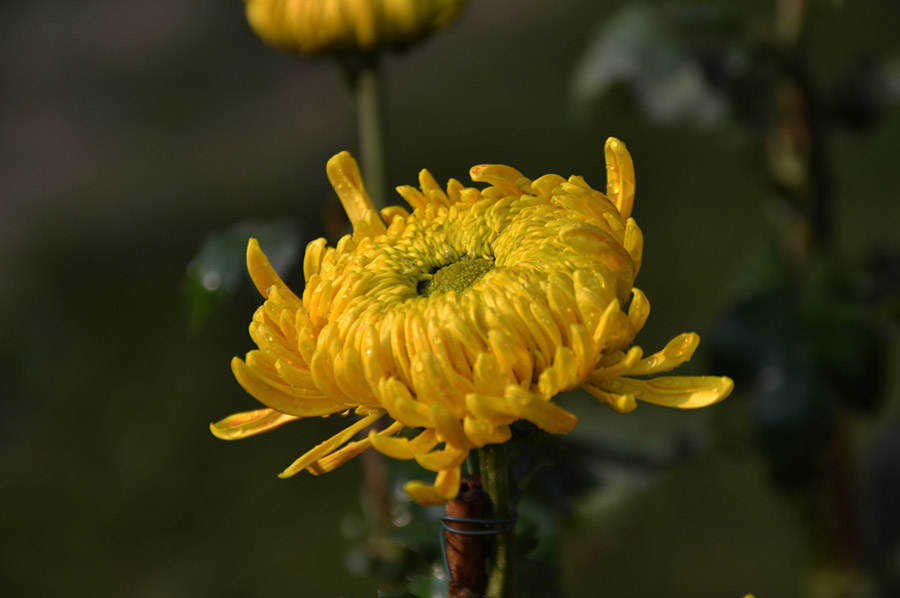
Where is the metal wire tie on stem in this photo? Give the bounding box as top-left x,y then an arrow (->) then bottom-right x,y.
439,511 -> 518,583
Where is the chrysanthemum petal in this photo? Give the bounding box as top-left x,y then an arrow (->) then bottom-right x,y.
278,411 -> 385,478
326,151 -> 380,227
562,224 -> 634,292
593,298 -> 635,352
470,164 -> 527,198
404,466 -> 462,506
231,357 -> 340,416
429,402 -> 471,449
389,311 -> 414,387
375,377 -> 432,428
410,351 -> 466,418
529,300 -> 564,356
465,392 -> 517,426
546,282 -> 580,343
442,305 -> 487,364
574,270 -> 614,334
531,173 -> 566,198
427,316 -> 472,378
369,427 -> 438,460
627,288 -> 650,334
601,375 -> 734,409
604,137 -> 635,219
380,205 -> 410,225
463,416 -> 512,448
569,323 -> 597,379
487,329 -> 532,385
588,346 -> 643,383
537,363 -> 565,399
414,444 -> 468,472
624,218 -> 643,274
304,237 -> 328,281
253,321 -> 303,367
307,421 -> 404,475
395,185 -> 428,211
550,184 -> 618,224
504,386 -> 577,433
446,178 -> 465,203
246,238 -> 302,304
310,349 -> 351,403
626,332 -> 700,377
210,408 -> 299,440
418,169 -> 451,208
294,310 -> 316,365
274,359 -> 316,389
582,383 -> 638,414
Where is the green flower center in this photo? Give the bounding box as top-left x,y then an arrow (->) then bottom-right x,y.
418,257 -> 494,297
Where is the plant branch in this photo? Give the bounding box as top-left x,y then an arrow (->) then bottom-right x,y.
480,444 -> 515,598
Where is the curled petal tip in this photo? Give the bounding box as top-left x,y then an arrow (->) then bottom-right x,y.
326,151 -> 376,225
209,421 -> 226,439
210,408 -> 298,441
403,480 -> 446,506
720,376 -> 735,401
604,137 -> 635,220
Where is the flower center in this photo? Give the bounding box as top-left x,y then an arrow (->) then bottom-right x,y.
418,257 -> 494,297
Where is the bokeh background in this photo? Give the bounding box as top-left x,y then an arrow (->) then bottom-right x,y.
2,0 -> 899,596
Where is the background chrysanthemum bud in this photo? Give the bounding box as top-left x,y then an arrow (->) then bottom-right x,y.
243,0 -> 469,56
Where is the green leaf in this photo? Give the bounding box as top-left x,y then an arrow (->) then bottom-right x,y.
184,219 -> 303,330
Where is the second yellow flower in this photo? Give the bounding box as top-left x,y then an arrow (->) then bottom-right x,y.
243,0 -> 469,56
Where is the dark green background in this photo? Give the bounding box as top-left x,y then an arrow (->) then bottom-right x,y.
2,0 -> 898,596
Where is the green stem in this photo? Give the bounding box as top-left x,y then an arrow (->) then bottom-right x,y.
352,57 -> 389,211
480,444 -> 515,598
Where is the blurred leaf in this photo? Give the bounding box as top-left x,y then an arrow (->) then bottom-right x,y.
401,573 -> 448,598
710,244 -> 894,490
571,2 -> 745,128
866,246 -> 900,325
830,56 -> 885,131
183,219 -> 304,331
508,422 -> 597,510
880,55 -> 900,106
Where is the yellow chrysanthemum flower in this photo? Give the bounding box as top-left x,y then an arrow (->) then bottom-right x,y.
243,0 -> 468,56
211,138 -> 733,506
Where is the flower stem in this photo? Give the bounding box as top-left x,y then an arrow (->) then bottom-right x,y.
352,56 -> 389,211
480,443 -> 515,598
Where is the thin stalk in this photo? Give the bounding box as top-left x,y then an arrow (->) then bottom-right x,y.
769,0 -> 834,262
480,443 -> 515,598
352,57 -> 389,211
770,0 -> 861,580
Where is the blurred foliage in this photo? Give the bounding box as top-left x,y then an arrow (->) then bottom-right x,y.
572,2 -> 744,128
572,1 -> 900,595
184,219 -> 304,330
573,2 -> 900,136
710,244 -> 895,490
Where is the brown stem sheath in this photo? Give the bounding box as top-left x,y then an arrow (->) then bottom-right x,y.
445,474 -> 487,598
